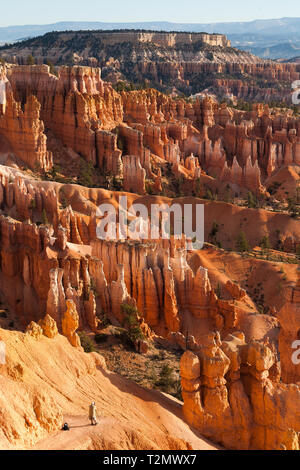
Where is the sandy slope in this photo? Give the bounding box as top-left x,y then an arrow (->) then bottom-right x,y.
0,328 -> 217,451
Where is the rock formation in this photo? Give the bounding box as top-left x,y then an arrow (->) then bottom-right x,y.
122,156 -> 146,194
2,31 -> 299,103
0,65 -> 299,198
0,71 -> 53,171
181,332 -> 300,450
0,63 -> 299,451
61,300 -> 81,348
38,314 -> 58,339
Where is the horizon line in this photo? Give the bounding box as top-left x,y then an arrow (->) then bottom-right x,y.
1,16 -> 300,28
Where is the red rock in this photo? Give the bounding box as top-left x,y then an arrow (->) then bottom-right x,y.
62,299 -> 81,348
0,89 -> 53,171
181,332 -> 300,450
122,155 -> 146,194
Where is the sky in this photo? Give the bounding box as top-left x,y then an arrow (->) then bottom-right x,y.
1,0 -> 300,26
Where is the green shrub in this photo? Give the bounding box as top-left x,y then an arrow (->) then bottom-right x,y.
209,221 -> 220,245
236,231 -> 249,253
156,364 -> 181,398
59,189 -> 69,209
122,303 -> 144,346
260,235 -> 271,252
157,364 -> 174,389
97,312 -> 110,328
78,159 -> 94,187
94,333 -> 107,344
27,54 -> 35,65
288,198 -> 299,218
79,332 -> 96,353
247,191 -> 257,209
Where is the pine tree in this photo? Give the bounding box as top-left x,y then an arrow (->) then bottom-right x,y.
260,235 -> 271,252
247,191 -> 257,209
27,55 -> 35,66
236,231 -> 249,253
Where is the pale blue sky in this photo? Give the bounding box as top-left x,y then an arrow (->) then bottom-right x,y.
1,0 -> 300,26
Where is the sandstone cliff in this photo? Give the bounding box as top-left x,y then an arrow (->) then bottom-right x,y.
0,64 -> 299,451
2,30 -> 298,102
2,65 -> 300,202
181,332 -> 300,450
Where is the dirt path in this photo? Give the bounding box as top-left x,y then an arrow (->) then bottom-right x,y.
33,415 -> 114,450
1,329 -> 218,451
33,413 -> 218,451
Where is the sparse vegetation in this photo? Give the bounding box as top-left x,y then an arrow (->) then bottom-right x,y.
94,333 -> 108,344
42,209 -> 49,225
79,332 -> 97,353
260,235 -> 271,252
59,189 -> 69,209
78,159 -> 94,187
27,54 -> 35,65
236,231 -> 250,253
287,197 -> 299,218
122,303 -> 144,347
247,191 -> 257,209
156,364 -> 181,399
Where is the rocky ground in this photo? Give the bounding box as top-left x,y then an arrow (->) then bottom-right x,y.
80,326 -> 182,398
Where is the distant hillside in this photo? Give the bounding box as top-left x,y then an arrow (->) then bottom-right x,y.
1,18 -> 300,59
0,29 -> 263,98
282,56 -> 300,64
0,18 -> 300,42
1,29 -> 298,105
0,29 -> 249,69
242,42 -> 300,60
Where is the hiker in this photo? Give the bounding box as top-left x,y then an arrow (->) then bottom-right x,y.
89,402 -> 98,426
